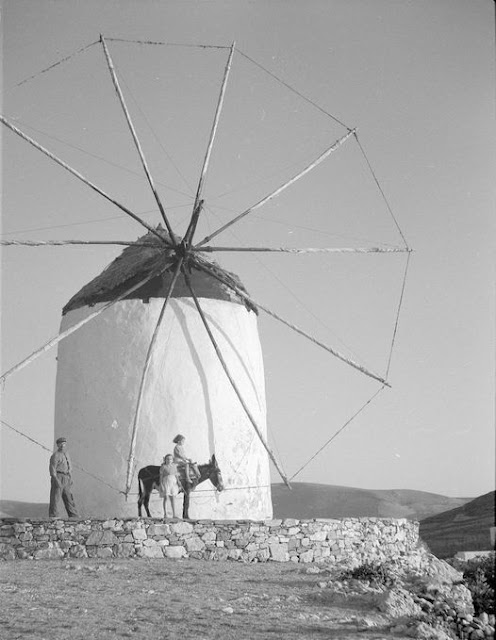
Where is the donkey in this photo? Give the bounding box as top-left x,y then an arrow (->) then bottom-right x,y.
137,454 -> 224,519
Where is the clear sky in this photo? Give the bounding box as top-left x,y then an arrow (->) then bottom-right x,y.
1,0 -> 494,503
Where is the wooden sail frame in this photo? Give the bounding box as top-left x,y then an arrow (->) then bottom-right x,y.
1,36 -> 411,493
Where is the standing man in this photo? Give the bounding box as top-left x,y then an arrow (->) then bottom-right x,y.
49,436 -> 79,519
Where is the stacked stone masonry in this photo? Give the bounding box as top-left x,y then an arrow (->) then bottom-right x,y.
0,517 -> 419,563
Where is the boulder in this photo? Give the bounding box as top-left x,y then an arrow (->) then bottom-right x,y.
85,530 -> 118,546
185,536 -> 205,553
113,543 -> 134,558
375,586 -> 422,618
131,528 -> 147,541
422,555 -> 463,584
139,545 -> 164,558
147,523 -> 170,537
164,545 -> 186,559
269,542 -> 289,562
34,547 -> 65,560
68,544 -> 88,558
214,547 -> 229,561
170,521 -> 193,535
299,550 -> 314,563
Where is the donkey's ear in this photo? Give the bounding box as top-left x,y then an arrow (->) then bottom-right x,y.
211,453 -> 216,463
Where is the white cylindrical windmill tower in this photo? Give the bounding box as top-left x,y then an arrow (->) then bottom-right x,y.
54,230 -> 273,519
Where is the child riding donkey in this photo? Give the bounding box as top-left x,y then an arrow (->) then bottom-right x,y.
172,434 -> 200,485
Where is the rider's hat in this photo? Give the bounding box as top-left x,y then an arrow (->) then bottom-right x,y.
173,434 -> 185,443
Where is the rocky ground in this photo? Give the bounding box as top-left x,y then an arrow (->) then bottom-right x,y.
0,551 -> 493,640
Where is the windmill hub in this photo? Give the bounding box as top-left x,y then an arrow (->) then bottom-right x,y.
175,239 -> 191,260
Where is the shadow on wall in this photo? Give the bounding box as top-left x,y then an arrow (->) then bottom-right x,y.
174,301 -> 215,454
179,298 -> 262,407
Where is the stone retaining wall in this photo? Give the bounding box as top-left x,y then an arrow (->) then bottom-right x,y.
0,517 -> 420,564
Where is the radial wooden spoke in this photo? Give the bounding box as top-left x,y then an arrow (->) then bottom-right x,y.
194,257 -> 390,387
100,35 -> 176,240
191,42 -> 235,222
0,239 -> 160,247
183,269 -> 291,488
0,116 -> 169,245
125,258 -> 184,496
0,261 -> 172,385
196,245 -> 411,254
195,129 -> 355,247
183,199 -> 204,248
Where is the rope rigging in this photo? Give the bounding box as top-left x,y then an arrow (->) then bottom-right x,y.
196,209 -> 389,375
236,50 -> 350,131
289,386 -> 386,481
1,416 -> 272,498
2,116 -> 401,249
199,204 -> 412,378
386,251 -> 412,379
195,128 -> 356,247
2,114 -> 195,200
10,40 -> 100,90
115,70 -> 195,200
354,133 -> 410,251
0,418 -> 124,495
1,34 -> 412,494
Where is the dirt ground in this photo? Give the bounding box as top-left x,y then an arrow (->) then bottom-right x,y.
0,558 -> 417,640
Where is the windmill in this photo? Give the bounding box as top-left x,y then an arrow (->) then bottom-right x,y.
1,36 -> 411,518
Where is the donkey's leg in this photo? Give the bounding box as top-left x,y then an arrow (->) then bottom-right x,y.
137,478 -> 143,517
182,489 -> 189,520
144,493 -> 152,518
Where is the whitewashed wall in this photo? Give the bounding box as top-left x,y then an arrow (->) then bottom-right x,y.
54,297 -> 272,519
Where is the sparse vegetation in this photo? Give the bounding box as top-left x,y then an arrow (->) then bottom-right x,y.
338,561 -> 398,588
460,554 -> 495,615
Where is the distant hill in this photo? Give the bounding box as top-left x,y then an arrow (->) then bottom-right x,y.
1,485 -> 472,523
0,501 -> 49,519
419,491 -> 495,559
271,483 -> 471,521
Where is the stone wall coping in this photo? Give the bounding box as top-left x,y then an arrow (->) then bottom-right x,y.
0,516 -> 419,525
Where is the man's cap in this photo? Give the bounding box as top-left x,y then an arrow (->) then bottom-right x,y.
56,437 -> 67,445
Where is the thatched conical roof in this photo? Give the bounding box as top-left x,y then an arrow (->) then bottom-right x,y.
63,228 -> 257,315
